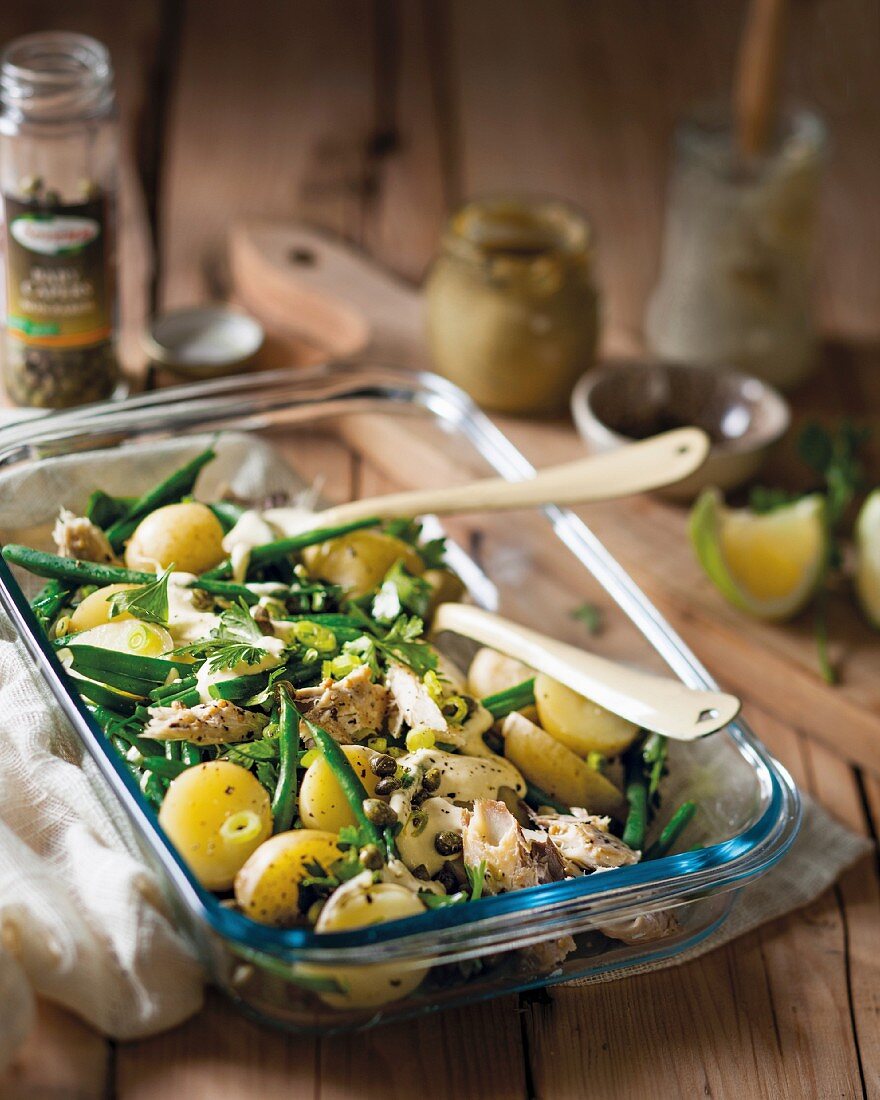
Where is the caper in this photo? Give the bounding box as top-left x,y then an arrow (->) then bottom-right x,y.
410,864 -> 431,881
434,861 -> 460,893
363,798 -> 398,826
434,830 -> 463,856
359,843 -> 383,870
375,775 -> 401,796
370,753 -> 397,777
422,766 -> 441,792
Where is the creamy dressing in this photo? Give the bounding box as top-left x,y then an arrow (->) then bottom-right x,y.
261,505 -> 322,539
166,573 -> 223,644
396,796 -> 465,875
405,747 -> 526,800
194,650 -> 285,704
222,510 -> 280,583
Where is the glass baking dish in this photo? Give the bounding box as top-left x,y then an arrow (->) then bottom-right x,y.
0,363 -> 800,1032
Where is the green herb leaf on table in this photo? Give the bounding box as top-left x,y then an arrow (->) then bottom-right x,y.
109,566 -> 173,625
571,601 -> 603,635
748,485 -> 803,514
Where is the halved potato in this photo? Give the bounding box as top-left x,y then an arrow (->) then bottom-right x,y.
534,673 -> 639,758
235,829 -> 342,926
502,710 -> 625,818
301,531 -> 423,597
467,646 -> 534,700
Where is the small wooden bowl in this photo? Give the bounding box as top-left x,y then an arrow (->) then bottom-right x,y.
571,360 -> 790,501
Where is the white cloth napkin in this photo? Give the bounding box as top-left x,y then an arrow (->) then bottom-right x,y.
0,429 -> 871,1069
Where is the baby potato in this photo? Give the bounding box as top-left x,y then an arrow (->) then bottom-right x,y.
68,619 -> 174,659
125,502 -> 226,574
502,710 -> 625,818
534,673 -> 639,758
423,568 -> 465,616
235,829 -> 341,926
301,531 -> 423,597
299,745 -> 382,832
313,880 -> 427,1008
467,646 -> 534,700
68,583 -> 138,631
158,761 -> 272,890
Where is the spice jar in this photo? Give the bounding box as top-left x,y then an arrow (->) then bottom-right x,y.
646,106 -> 825,392
0,32 -> 121,407
425,197 -> 599,415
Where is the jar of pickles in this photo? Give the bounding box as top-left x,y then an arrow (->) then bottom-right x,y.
425,197 -> 599,415
0,32 -> 121,407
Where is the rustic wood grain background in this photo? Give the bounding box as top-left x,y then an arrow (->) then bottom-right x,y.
1,2 -> 878,1097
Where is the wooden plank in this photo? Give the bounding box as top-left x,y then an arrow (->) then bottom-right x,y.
0,1001 -> 108,1100
157,0 -> 376,311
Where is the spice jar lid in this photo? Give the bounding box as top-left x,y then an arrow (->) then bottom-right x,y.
142,305 -> 264,378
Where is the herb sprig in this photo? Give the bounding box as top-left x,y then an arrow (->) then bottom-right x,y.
174,600 -> 276,671
109,565 -> 173,625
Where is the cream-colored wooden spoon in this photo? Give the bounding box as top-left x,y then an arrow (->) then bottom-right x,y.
432,603 -> 740,741
311,427 -> 708,524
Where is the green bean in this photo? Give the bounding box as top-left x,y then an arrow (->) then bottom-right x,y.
86,489 -> 134,529
64,646 -> 194,680
188,577 -> 260,605
2,546 -> 154,587
645,801 -> 697,861
65,661 -> 155,698
200,516 -> 382,580
164,740 -> 182,762
621,750 -> 648,851
208,501 -> 246,533
104,446 -> 216,550
74,678 -> 139,716
271,684 -> 299,833
31,579 -> 71,627
150,686 -> 201,709
305,718 -> 384,850
482,678 -> 536,720
208,663 -> 319,702
523,780 -> 569,815
141,772 -> 168,807
139,755 -> 188,780
150,675 -> 198,701
180,742 -> 202,766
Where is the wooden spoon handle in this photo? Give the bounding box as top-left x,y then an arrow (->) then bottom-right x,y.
319,428 -> 709,523
432,603 -> 740,741
735,0 -> 789,158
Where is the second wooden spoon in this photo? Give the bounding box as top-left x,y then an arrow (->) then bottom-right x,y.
310,427 -> 708,523
432,603 -> 740,741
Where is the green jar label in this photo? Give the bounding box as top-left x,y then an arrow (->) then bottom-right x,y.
3,193 -> 111,348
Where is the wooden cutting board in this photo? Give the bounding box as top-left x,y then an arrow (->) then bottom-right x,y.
179,217 -> 877,773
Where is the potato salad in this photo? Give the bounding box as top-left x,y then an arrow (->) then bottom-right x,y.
2,446 -> 696,1008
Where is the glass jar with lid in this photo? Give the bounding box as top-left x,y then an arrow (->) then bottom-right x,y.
0,31 -> 121,407
646,106 -> 826,392
425,197 -> 599,415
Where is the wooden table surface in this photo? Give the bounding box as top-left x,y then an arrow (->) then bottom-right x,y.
2,3 -> 879,1097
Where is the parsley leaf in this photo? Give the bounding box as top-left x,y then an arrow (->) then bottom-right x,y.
109,565 -> 173,625
465,859 -> 488,901
571,601 -> 603,635
748,485 -> 802,514
372,559 -> 432,623
375,615 -> 437,675
173,599 -> 276,671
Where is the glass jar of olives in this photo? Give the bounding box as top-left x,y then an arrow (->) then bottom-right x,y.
0,32 -> 121,407
425,197 -> 599,415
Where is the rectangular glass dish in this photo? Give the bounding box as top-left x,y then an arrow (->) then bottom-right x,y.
0,363 -> 800,1032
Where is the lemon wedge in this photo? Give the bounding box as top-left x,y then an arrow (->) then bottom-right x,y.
855,489 -> 880,628
690,488 -> 828,620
